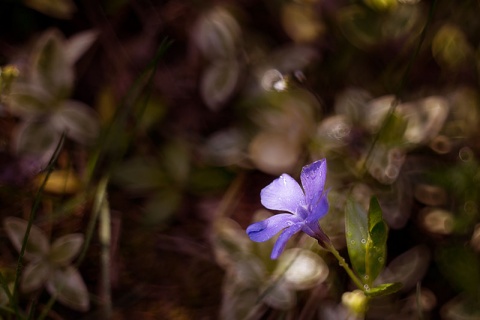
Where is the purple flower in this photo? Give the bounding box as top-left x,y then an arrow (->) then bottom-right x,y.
247,159 -> 330,259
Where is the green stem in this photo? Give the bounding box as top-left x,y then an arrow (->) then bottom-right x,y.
99,182 -> 112,319
12,134 -> 65,319
325,243 -> 365,291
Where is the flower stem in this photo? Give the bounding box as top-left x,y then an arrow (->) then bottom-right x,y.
325,243 -> 365,291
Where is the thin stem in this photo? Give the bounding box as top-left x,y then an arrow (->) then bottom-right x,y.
325,243 -> 365,291
12,133 -> 65,319
99,182 -> 112,319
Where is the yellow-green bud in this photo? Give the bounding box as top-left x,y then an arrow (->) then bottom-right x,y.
342,290 -> 368,316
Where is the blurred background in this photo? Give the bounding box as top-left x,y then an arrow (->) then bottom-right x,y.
0,0 -> 479,319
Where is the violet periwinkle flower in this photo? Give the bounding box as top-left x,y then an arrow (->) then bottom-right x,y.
247,159 -> 330,259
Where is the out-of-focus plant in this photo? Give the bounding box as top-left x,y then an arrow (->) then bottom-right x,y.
3,217 -> 89,312
23,0 -> 76,19
7,28 -> 99,164
244,159 -> 401,319
112,138 -> 233,225
213,212 -> 330,319
192,6 -> 243,111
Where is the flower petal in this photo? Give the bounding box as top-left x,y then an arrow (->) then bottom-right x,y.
305,193 -> 329,226
271,224 -> 302,259
260,174 -> 305,214
247,214 -> 302,242
300,159 -> 327,209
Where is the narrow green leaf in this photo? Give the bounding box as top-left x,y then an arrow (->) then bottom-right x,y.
366,197 -> 388,283
345,198 -> 368,278
365,282 -> 402,298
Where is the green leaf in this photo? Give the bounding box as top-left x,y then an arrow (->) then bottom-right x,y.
345,198 -> 368,278
364,282 -> 402,298
46,266 -> 90,312
3,217 -> 49,261
346,197 -> 388,285
21,260 -> 50,293
366,197 -> 388,283
49,234 -> 84,266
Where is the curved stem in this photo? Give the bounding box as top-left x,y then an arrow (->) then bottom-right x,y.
325,243 -> 365,291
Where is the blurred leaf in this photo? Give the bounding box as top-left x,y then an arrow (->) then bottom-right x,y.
31,29 -> 73,97
432,24 -> 472,70
46,266 -> 90,312
338,5 -> 380,49
8,82 -> 56,116
338,4 -> 421,50
112,157 -> 166,192
14,120 -> 60,161
135,95 -> 167,130
4,217 -> 49,261
345,198 -> 368,279
212,218 -> 251,269
235,257 -> 266,288
378,113 -> 408,146
188,166 -> 233,194
436,245 -> 480,299
281,3 -> 324,43
365,282 -> 402,298
64,29 -> 97,64
49,234 -> 84,266
366,197 -> 388,283
249,131 -> 300,175
275,249 -> 329,290
24,0 -> 76,19
96,85 -> 117,125
200,60 -> 240,111
143,190 -> 182,225
363,0 -> 397,11
20,259 -> 50,292
51,100 -> 100,144
35,169 -> 82,195
261,280 -> 295,310
377,245 -> 430,292
442,295 -> 480,320
401,96 -> 449,145
161,139 -> 190,186
193,7 -> 241,59
263,43 -> 320,83
221,276 -> 260,320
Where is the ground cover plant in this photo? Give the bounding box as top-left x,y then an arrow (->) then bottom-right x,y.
0,0 -> 479,319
